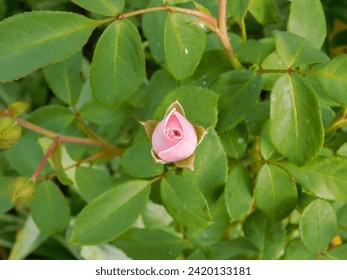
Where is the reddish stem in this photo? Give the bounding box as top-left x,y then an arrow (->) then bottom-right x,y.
31,139 -> 59,182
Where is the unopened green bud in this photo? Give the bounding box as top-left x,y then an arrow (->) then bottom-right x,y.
0,117 -> 21,149
8,102 -> 30,117
8,176 -> 35,204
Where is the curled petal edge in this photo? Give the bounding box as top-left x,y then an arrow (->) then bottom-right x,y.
164,100 -> 185,118
140,120 -> 158,140
194,125 -> 208,146
174,153 -> 195,171
151,148 -> 167,164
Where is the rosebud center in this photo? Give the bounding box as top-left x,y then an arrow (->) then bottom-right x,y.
166,128 -> 183,140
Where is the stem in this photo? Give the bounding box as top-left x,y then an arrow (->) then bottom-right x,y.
119,6 -> 166,19
116,2 -> 243,68
96,2 -> 242,69
258,68 -> 288,74
327,108 -> 347,132
39,151 -> 110,182
150,166 -> 178,185
72,107 -> 119,152
218,0 -> 228,35
15,118 -> 57,138
217,0 -> 243,69
31,140 -> 59,182
241,18 -> 247,43
73,106 -> 99,141
119,5 -> 217,28
14,117 -> 123,155
16,118 -> 98,146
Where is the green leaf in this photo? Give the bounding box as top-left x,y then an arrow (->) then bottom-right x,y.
273,31 -> 329,68
299,199 -> 337,254
0,11 -> 96,82
31,181 -> 70,235
323,244 -> 347,260
91,19 -> 145,106
79,244 -> 129,260
206,32 -> 242,51
237,39 -> 275,65
261,51 -> 287,91
142,0 -> 166,65
75,166 -> 113,202
243,210 -> 286,259
310,55 -> 347,107
121,142 -> 164,178
211,70 -> 263,132
259,122 -> 283,161
194,0 -> 219,18
70,0 -> 124,16
337,143 -> 347,159
282,159 -> 347,200
228,0 -> 251,23
50,142 -> 73,186
26,105 -> 75,134
9,215 -> 48,260
70,180 -> 151,245
270,73 -> 324,166
207,237 -> 259,260
0,0 -> 6,20
219,123 -> 248,159
114,228 -> 186,260
187,249 -> 207,260
255,164 -> 297,220
245,100 -> 270,135
80,99 -> 126,125
287,0 -> 326,49
154,85 -> 219,128
0,177 -> 13,214
184,129 -> 228,203
187,195 -> 230,246
167,0 -> 192,4
4,137 -> 50,177
134,70 -> 177,122
164,12 -> 206,80
337,203 -> 347,231
160,174 -> 212,228
248,0 -> 281,25
184,50 -> 231,88
284,238 -> 316,260
141,201 -> 173,230
56,126 -> 87,161
225,165 -> 253,221
43,52 -> 82,105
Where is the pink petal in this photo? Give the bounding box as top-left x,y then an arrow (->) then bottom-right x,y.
158,112 -> 197,162
164,100 -> 185,118
151,119 -> 177,153
158,137 -> 196,162
164,109 -> 182,132
152,109 -> 198,163
152,109 -> 183,153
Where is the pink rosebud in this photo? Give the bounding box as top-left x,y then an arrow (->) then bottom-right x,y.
152,108 -> 197,162
141,101 -> 207,170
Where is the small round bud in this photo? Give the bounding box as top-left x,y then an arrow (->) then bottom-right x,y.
8,176 -> 35,204
0,117 -> 21,149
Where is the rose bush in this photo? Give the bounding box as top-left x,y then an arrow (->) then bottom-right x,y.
0,0 -> 346,261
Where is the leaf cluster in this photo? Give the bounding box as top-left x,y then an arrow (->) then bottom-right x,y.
0,0 -> 346,260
